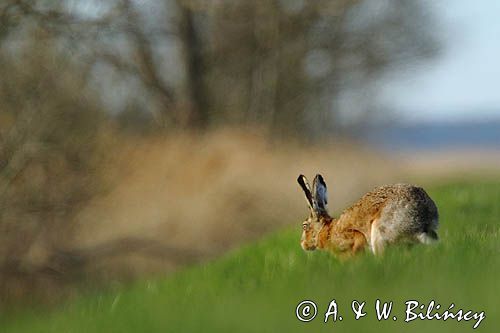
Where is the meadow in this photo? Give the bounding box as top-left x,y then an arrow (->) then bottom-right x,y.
1,180 -> 499,333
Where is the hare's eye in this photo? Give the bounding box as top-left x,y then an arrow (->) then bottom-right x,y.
302,224 -> 309,231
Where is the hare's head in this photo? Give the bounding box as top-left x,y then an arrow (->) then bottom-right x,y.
297,174 -> 331,251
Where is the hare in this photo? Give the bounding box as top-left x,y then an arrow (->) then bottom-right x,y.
297,174 -> 439,256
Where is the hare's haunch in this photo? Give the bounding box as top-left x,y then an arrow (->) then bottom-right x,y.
298,174 -> 439,257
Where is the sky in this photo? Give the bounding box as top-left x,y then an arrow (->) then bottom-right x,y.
380,0 -> 500,122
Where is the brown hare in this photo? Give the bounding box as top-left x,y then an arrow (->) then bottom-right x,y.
297,174 -> 439,257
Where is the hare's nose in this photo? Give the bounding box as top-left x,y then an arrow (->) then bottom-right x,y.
301,241 -> 316,251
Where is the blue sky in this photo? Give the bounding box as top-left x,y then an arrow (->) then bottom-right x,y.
380,0 -> 500,122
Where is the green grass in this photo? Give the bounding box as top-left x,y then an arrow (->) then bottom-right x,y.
2,181 -> 500,332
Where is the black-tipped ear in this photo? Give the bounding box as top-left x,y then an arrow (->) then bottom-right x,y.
313,174 -> 328,216
297,174 -> 314,213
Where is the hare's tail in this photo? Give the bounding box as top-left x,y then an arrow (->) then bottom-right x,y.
416,230 -> 439,244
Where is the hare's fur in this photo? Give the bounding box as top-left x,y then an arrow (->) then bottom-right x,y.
298,175 -> 439,257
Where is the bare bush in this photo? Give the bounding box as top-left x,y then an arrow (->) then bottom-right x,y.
0,37 -> 112,290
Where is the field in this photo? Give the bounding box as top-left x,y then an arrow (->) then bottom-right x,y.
1,180 -> 499,333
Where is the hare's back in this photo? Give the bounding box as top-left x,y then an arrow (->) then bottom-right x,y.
374,184 -> 438,241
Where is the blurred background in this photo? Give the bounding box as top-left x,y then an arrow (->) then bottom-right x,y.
0,0 -> 499,306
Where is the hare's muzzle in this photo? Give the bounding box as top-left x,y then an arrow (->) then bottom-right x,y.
301,240 -> 316,251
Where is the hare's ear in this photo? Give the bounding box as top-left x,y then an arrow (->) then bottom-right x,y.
313,174 -> 328,216
297,174 -> 314,214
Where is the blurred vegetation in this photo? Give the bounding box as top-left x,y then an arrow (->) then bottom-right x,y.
1,0 -> 438,135
2,181 -> 499,332
0,0 -> 439,304
0,33 -> 115,301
